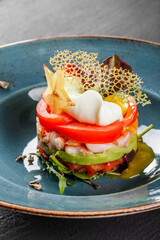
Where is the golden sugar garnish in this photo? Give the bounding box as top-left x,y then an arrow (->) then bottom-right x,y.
49,50 -> 150,106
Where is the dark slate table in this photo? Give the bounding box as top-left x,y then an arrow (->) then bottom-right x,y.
0,0 -> 160,239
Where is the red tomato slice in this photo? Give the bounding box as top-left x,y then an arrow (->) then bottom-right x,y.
54,102 -> 137,144
37,98 -> 138,143
55,121 -> 124,143
36,99 -> 74,131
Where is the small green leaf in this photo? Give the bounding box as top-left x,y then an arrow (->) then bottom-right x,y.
45,163 -> 67,194
91,173 -> 104,180
59,176 -> 67,195
29,152 -> 41,157
73,172 -> 88,179
107,171 -> 121,176
49,155 -> 70,174
67,182 -> 76,187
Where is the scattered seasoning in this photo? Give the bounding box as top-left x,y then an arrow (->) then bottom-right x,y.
16,155 -> 27,161
84,180 -> 100,190
28,155 -> 34,165
0,81 -> 9,89
29,180 -> 42,191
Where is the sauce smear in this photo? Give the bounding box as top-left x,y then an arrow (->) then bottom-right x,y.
120,142 -> 154,179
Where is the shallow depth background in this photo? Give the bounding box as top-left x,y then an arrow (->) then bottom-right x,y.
0,0 -> 160,45
0,0 -> 160,240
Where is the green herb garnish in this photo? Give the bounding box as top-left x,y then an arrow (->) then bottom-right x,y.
45,162 -> 67,195
137,124 -> 154,140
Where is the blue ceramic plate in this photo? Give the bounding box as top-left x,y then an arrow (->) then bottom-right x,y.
0,36 -> 160,218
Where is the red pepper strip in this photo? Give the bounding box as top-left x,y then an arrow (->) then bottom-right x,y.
37,146 -> 44,154
123,103 -> 138,127
85,157 -> 125,178
65,158 -> 125,178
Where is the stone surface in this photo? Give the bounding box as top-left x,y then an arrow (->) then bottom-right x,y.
0,207 -> 160,240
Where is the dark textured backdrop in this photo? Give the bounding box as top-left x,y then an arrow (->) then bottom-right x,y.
0,0 -> 160,239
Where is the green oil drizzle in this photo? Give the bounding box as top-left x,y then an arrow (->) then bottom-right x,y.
120,142 -> 154,179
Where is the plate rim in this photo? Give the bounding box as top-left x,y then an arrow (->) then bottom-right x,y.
0,200 -> 160,218
0,35 -> 160,218
0,35 -> 159,50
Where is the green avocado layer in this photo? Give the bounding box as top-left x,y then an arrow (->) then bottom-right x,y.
38,134 -> 137,165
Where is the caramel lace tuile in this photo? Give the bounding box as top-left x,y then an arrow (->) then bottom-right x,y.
49,50 -> 150,106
